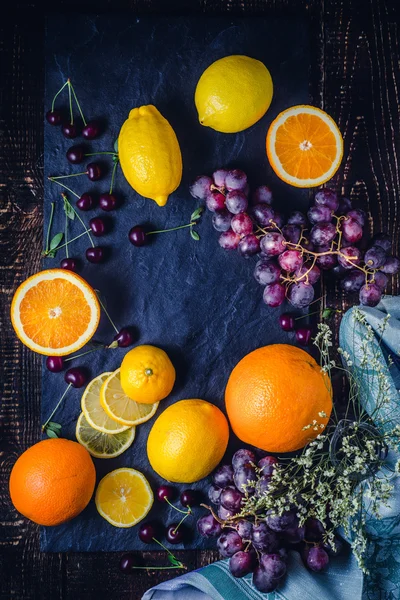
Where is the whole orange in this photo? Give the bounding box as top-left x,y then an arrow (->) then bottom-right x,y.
225,344 -> 332,453
9,438 -> 96,526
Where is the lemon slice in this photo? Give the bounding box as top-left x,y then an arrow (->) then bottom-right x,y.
100,369 -> 159,426
95,467 -> 153,527
76,413 -> 135,459
81,372 -> 130,434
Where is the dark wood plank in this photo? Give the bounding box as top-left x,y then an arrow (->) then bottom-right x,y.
1,1 -> 399,598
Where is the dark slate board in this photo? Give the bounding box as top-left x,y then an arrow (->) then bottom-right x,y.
43,14 -> 309,552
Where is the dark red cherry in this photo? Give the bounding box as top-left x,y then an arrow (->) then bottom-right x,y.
99,193 -> 118,212
89,217 -> 107,237
87,163 -> 102,181
129,226 -> 147,247
166,524 -> 185,544
60,258 -> 78,272
138,522 -> 159,544
46,110 -> 63,125
114,328 -> 134,348
157,485 -> 175,503
119,553 -> 135,573
46,356 -> 64,373
82,120 -> 101,140
64,367 -> 87,388
296,327 -> 312,346
76,193 -> 95,211
279,313 -> 295,332
86,247 -> 105,263
62,122 -> 79,139
180,489 -> 198,508
66,145 -> 85,164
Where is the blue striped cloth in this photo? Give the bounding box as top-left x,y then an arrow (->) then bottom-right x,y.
143,297 -> 400,600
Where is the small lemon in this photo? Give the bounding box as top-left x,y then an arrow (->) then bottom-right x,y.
120,345 -> 175,405
195,55 -> 273,133
147,399 -> 229,483
118,105 -> 182,206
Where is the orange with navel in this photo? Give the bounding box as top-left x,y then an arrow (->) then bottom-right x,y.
225,344 -> 332,453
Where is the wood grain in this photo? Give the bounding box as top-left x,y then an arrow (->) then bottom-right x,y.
1,1 -> 399,598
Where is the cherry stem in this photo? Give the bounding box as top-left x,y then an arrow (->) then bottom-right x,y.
51,80 -> 69,112
64,346 -> 103,362
109,159 -> 119,194
147,223 -> 196,236
50,172 -> 87,180
45,202 -> 55,253
69,80 -> 87,126
95,292 -> 119,334
85,152 -> 117,157
173,511 -> 191,534
49,229 -> 91,252
163,497 -> 190,515
129,565 -> 186,571
68,80 -> 73,125
60,193 -> 95,248
49,178 -> 80,199
42,384 -> 71,431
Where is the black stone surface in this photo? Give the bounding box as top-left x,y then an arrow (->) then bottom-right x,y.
43,14 -> 309,551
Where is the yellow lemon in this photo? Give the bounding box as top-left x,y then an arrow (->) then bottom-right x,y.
195,55 -> 273,133
147,399 -> 229,483
118,105 -> 183,206
120,345 -> 175,404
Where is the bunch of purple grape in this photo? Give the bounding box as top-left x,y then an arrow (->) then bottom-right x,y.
197,449 -> 343,594
190,170 -> 399,308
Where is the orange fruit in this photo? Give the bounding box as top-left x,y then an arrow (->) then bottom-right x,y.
266,105 -> 343,188
11,269 -> 100,356
120,345 -> 175,404
9,438 -> 96,526
225,344 -> 332,453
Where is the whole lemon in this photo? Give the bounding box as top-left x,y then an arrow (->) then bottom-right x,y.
118,105 -> 183,206
195,55 -> 273,133
147,399 -> 229,483
120,345 -> 175,404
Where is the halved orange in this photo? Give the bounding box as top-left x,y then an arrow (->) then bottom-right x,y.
266,105 -> 343,188
11,269 -> 100,356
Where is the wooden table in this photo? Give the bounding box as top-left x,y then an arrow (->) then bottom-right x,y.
1,1 -> 399,598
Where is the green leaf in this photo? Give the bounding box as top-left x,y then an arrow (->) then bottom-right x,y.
47,421 -> 62,431
322,308 -> 335,319
113,139 -> 119,153
190,229 -> 200,241
49,232 -> 63,251
63,197 -> 75,220
167,554 -> 180,567
45,428 -> 59,439
190,207 -> 204,221
46,250 -> 56,259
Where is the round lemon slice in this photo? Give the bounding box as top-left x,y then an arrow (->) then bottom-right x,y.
95,467 -> 153,527
76,413 -> 135,459
100,369 -> 159,427
81,372 -> 130,434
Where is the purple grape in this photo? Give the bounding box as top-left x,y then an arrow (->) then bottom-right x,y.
218,505 -> 236,520
310,222 -> 337,246
254,260 -> 281,286
238,234 -> 260,257
266,510 -> 297,532
279,313 -> 295,332
307,546 -> 329,572
288,211 -> 307,226
314,188 -> 339,211
252,522 -> 278,552
190,175 -> 213,200
260,232 -> 286,256
208,484 -> 222,505
342,217 -> 363,243
381,256 -> 400,274
259,553 -> 287,579
256,475 -> 271,496
217,531 -> 244,558
212,210 -> 232,232
231,213 -> 253,236
229,551 -> 255,578
271,211 -> 285,228
278,249 -> 303,273
317,247 -> 338,270
252,567 -> 280,593
338,246 -> 362,269
252,185 -> 273,205
197,514 -> 222,538
213,169 -> 229,188
233,464 -> 257,494
305,518 -> 325,542
283,525 -> 305,544
294,263 -> 321,285
282,224 -> 301,244
213,465 -> 235,488
206,190 -> 226,212
347,208 -> 366,226
263,283 -> 286,307
220,486 -> 244,512
332,264 -> 348,278
372,233 -> 391,253
364,246 -> 386,269
225,169 -> 247,192
252,204 -> 274,227
340,270 -> 365,292
288,282 -> 314,308
278,547 -> 289,561
308,206 -> 332,224
373,271 -> 389,290
337,196 -> 352,215
225,191 -> 248,214
258,455 -> 278,475
236,520 -> 253,540
359,283 -> 382,306
232,449 -> 257,470
218,230 -> 241,250
302,238 -> 315,252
